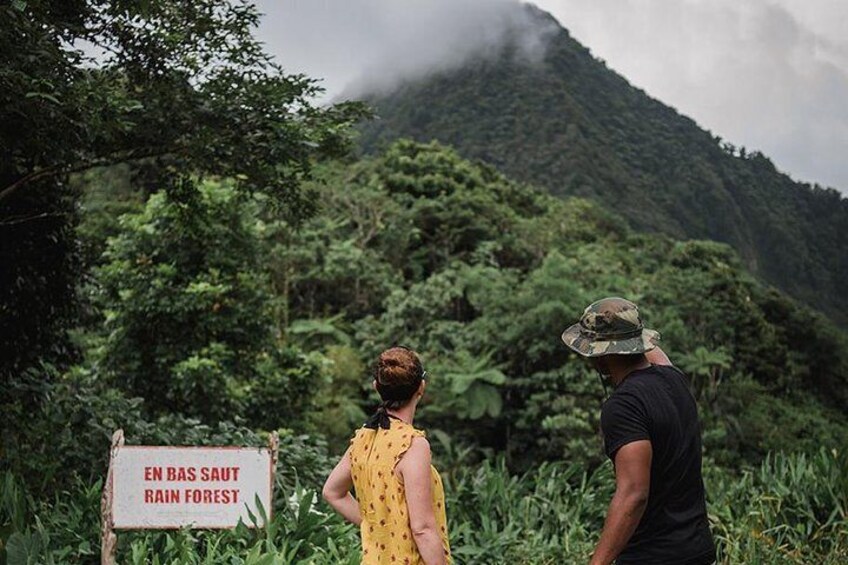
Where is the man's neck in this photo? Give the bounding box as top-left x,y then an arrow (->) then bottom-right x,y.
610,357 -> 652,387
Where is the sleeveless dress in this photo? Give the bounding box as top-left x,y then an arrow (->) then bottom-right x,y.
349,418 -> 451,564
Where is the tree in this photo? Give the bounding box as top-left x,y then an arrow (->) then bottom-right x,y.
0,0 -> 365,209
95,180 -> 318,427
0,0 -> 366,379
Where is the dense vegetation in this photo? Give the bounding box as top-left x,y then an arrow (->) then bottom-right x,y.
358,5 -> 848,327
4,140 -> 848,563
6,450 -> 847,563
0,0 -> 365,387
3,1 -> 847,563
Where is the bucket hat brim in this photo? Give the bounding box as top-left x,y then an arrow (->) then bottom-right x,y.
561,324 -> 660,358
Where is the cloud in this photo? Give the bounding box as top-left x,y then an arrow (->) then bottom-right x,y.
533,0 -> 848,192
257,0 -> 557,100
257,0 -> 848,192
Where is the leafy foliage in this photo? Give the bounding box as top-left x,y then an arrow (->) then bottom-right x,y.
275,141 -> 848,469
94,181 -> 318,429
0,0 -> 364,385
4,448 -> 846,563
0,0 -> 365,211
440,351 -> 507,420
5,135 -> 848,563
358,5 -> 848,326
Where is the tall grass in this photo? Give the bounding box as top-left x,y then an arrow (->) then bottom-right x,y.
2,450 -> 845,564
708,450 -> 848,564
446,461 -> 612,563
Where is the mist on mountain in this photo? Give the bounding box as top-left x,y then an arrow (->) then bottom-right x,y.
355,4 -> 848,327
258,0 -> 559,99
261,0 -> 848,193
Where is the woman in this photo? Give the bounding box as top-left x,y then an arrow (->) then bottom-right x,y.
323,346 -> 451,565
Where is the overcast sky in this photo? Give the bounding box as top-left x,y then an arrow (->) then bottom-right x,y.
258,0 -> 848,193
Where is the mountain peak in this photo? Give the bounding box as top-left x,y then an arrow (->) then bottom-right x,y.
357,14 -> 848,325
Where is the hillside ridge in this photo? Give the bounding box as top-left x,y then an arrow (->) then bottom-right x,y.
357,4 -> 848,326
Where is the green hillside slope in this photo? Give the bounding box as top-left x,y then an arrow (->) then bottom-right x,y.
357,5 -> 848,326
275,141 -> 848,465
7,139 -> 848,564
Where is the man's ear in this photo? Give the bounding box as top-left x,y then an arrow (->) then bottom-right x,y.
418,380 -> 427,396
600,356 -> 614,376
372,379 -> 378,392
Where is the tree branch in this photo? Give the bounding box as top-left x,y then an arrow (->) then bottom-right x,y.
0,211 -> 66,227
0,148 -> 172,204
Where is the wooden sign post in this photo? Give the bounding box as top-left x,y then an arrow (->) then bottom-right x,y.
100,430 -> 278,564
100,430 -> 124,565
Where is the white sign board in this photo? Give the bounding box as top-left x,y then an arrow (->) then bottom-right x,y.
111,446 -> 273,529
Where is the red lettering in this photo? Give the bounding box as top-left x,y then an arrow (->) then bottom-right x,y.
144,489 -> 180,503
185,489 -> 201,504
144,466 -> 163,481
166,466 -> 196,481
182,488 -> 241,504
200,466 -> 240,481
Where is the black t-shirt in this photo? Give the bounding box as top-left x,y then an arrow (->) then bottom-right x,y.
600,364 -> 716,565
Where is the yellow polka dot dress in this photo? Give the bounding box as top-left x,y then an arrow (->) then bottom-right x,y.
349,418 -> 451,564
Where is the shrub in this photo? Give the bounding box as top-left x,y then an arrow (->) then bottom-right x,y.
94,181 -> 318,429
4,449 -> 845,564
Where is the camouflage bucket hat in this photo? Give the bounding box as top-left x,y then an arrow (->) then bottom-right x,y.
561,297 -> 660,357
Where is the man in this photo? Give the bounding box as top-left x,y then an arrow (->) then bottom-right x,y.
562,297 -> 716,565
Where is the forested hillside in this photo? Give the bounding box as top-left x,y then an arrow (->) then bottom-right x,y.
5,141 -> 847,562
3,1 -> 847,562
357,5 -> 848,326
272,140 -> 848,465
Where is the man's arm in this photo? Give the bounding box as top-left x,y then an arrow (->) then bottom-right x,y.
645,345 -> 672,367
589,440 -> 653,565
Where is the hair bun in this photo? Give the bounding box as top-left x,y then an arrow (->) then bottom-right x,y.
381,356 -> 403,367
376,347 -> 423,388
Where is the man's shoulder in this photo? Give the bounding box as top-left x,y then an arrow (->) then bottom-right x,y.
602,384 -> 647,415
622,365 -> 697,415
654,362 -> 688,377
628,364 -> 688,386
609,365 -> 689,404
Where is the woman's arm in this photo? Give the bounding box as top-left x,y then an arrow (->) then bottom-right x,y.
322,447 -> 361,525
399,437 -> 447,565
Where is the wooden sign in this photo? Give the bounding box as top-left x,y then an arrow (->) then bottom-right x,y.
100,430 -> 278,564
111,445 -> 273,529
